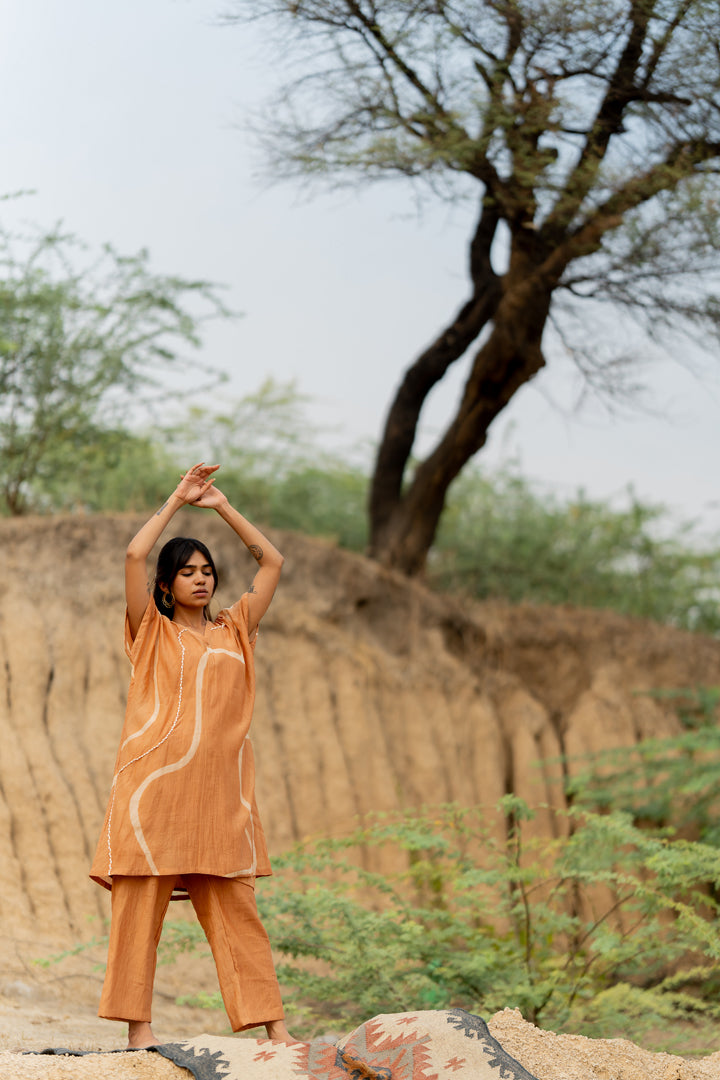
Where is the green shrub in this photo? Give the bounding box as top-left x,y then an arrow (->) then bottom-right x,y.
166,799 -> 720,1045
569,687 -> 720,846
431,467 -> 720,633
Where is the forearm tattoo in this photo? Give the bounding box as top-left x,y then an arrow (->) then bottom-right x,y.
249,544 -> 263,562
156,501 -> 169,516
247,584 -> 256,594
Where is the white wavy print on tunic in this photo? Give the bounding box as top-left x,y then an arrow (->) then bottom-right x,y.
121,644 -> 161,750
127,646 -> 252,876
106,629 -> 189,874
236,734 -> 257,877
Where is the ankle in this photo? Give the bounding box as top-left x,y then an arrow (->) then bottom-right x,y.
127,1020 -> 157,1048
265,1019 -> 294,1043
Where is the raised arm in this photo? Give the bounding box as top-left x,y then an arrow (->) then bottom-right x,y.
125,463 -> 219,639
191,484 -> 284,636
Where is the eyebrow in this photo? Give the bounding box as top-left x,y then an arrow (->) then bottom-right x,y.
180,562 -> 213,571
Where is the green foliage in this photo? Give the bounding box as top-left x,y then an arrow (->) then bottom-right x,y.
569,686 -> 720,846
431,466 -> 720,633
0,223 -> 229,515
164,801 -> 720,1046
33,935 -> 108,970
161,379 -> 370,549
40,431 -> 181,514
262,463 -> 368,550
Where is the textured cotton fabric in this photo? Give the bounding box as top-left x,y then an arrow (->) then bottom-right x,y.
98,874 -> 284,1030
90,596 -> 271,898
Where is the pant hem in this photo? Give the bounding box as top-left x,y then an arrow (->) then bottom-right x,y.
98,1012 -> 152,1023
234,1014 -> 285,1033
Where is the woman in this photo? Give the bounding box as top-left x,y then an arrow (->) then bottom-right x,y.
90,463 -> 293,1048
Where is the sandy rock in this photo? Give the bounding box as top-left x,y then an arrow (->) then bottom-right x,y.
488,1008 -> 720,1080
0,1050 -> 183,1080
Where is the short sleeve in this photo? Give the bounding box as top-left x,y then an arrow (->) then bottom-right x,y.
218,594 -> 258,650
124,598 -> 162,663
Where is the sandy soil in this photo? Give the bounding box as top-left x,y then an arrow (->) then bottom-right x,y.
0,977 -> 252,1079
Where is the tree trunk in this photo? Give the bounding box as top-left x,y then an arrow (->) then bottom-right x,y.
369,202 -> 501,540
369,276 -> 552,575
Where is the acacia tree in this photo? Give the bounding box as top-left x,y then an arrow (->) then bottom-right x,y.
226,0 -> 720,574
0,226 -> 228,514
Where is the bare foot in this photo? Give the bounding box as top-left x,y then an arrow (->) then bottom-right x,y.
265,1019 -> 297,1044
127,1020 -> 160,1049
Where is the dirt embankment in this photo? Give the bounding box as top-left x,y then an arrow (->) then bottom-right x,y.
1,512 -> 719,1076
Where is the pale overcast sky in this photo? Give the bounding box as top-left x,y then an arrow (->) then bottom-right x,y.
2,0 -> 719,531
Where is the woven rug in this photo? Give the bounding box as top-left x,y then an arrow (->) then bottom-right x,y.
30,1009 -> 540,1079
156,1009 -> 539,1079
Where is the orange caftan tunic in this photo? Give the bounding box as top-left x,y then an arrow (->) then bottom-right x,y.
90,595 -> 271,899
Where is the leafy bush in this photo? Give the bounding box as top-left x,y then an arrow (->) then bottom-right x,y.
166,799 -> 720,1046
30,430 -> 181,514
569,686 -> 720,847
430,467 -> 720,633
0,223 -> 228,515
149,379 -> 371,548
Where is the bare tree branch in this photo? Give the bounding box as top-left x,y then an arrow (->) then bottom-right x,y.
224,0 -> 720,573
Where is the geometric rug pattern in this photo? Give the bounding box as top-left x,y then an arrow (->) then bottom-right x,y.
153,1010 -> 541,1079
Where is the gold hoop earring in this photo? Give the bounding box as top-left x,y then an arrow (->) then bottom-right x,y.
162,591 -> 175,609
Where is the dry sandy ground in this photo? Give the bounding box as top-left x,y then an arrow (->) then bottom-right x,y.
0,979 -> 245,1079
1,988 -> 720,1080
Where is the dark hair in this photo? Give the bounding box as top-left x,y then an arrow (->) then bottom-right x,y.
153,537 -> 219,618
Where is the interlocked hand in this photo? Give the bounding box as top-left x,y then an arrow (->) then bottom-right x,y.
174,462 -> 220,505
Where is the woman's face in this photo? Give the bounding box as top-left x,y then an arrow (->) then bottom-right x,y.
167,549 -> 216,610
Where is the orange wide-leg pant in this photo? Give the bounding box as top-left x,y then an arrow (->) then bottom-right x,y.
98,874 -> 284,1032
